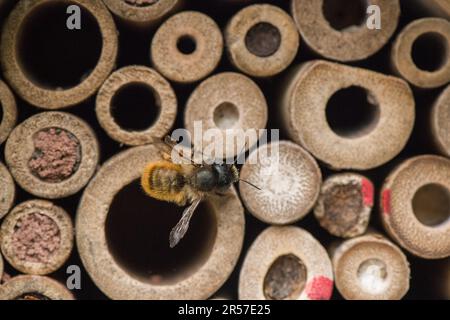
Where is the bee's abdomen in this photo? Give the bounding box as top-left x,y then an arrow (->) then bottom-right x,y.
141,161 -> 187,206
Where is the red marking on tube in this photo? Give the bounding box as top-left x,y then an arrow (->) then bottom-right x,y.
305,276 -> 333,300
361,178 -> 374,207
381,189 -> 391,215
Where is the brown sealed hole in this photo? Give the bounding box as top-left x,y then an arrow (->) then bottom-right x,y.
245,22 -> 281,57
326,86 -> 380,138
15,292 -> 51,300
412,33 -> 449,72
17,1 -> 102,89
12,213 -> 61,264
124,0 -> 159,7
412,183 -> 450,226
111,82 -> 161,131
322,182 -> 363,234
322,0 -> 368,31
28,127 -> 81,183
357,258 -> 388,295
177,35 -> 197,55
263,254 -> 307,300
106,180 -> 217,285
213,102 -> 239,130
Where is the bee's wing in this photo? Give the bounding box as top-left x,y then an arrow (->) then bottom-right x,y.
169,197 -> 202,248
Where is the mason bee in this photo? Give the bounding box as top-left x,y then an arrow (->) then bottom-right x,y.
141,136 -> 259,248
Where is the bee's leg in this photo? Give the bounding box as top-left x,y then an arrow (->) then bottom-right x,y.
161,151 -> 172,161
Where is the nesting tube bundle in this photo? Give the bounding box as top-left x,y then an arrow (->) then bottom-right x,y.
0,80 -> 17,145
225,4 -> 299,77
314,173 -> 374,238
76,144 -> 245,299
431,85 -> 450,157
332,233 -> 410,300
184,72 -> 268,159
0,275 -> 74,300
239,140 -> 322,225
0,0 -> 118,109
5,112 -> 99,199
0,162 -> 15,220
291,0 -> 400,62
103,0 -> 180,26
0,200 -> 74,275
391,18 -> 450,89
96,66 -> 177,146
380,155 -> 450,259
151,11 -> 223,83
281,60 -> 415,170
239,226 -> 333,300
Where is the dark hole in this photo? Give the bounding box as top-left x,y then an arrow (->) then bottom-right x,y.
326,86 -> 380,138
106,180 -> 217,284
15,292 -> 51,300
412,33 -> 449,72
322,0 -> 368,31
177,35 -> 197,55
111,82 -> 160,131
17,2 -> 102,90
412,183 -> 450,226
245,22 -> 281,57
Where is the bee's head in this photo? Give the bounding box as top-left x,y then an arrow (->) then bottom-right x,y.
212,163 -> 239,192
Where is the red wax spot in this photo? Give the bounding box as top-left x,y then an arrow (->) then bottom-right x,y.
361,178 -> 374,207
382,189 -> 391,215
306,276 -> 333,300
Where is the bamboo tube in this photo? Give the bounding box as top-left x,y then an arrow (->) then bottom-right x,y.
331,233 -> 410,300
0,275 -> 74,300
0,79 -> 17,145
0,161 -> 15,220
225,4 -> 299,77
184,72 -> 268,159
5,112 -> 100,199
291,0 -> 400,62
0,0 -> 118,109
314,173 -> 374,238
76,144 -> 245,299
281,60 -> 415,170
410,0 -> 450,20
96,66 -> 177,146
103,0 -> 180,26
431,85 -> 450,157
391,18 -> 450,89
0,200 -> 74,275
151,11 -> 223,83
239,226 -> 334,300
0,252 -> 3,281
380,155 -> 450,259
239,140 -> 322,225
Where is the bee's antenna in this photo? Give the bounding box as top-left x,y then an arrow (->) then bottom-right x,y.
239,179 -> 261,190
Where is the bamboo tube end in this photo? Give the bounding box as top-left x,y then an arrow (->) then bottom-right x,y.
96,66 -> 177,146
5,112 -> 99,199
332,234 -> 410,300
291,0 -> 400,62
282,60 -> 415,170
239,140 -> 322,224
0,161 -> 15,220
239,226 -> 333,300
103,0 -> 179,25
0,275 -> 74,300
431,84 -> 450,157
184,72 -> 268,158
0,0 -> 118,109
314,173 -> 373,238
0,200 -> 74,275
225,4 -> 299,77
392,18 -> 450,89
381,155 -> 450,259
0,79 -> 17,145
151,11 -> 223,83
76,144 -> 245,299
